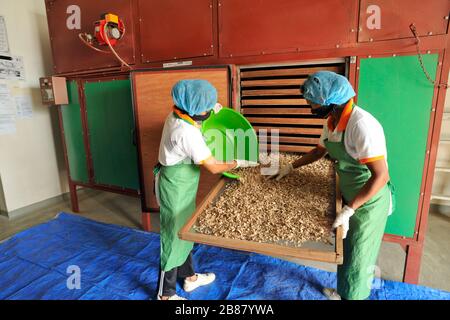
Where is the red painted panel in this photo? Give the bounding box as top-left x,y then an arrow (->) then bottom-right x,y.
218,0 -> 357,58
359,0 -> 450,42
138,0 -> 215,63
46,0 -> 135,74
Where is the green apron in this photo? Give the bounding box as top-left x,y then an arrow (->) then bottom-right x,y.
156,163 -> 200,272
324,132 -> 392,300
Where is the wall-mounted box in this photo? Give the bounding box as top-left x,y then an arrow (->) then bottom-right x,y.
39,76 -> 68,105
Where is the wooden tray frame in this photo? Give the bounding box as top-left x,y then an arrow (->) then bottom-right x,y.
180,173 -> 343,264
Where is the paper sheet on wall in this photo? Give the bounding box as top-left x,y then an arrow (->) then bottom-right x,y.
0,98 -> 15,114
0,56 -> 25,80
15,95 -> 33,119
0,83 -> 8,94
0,115 -> 15,134
0,16 -> 10,55
0,83 -> 16,134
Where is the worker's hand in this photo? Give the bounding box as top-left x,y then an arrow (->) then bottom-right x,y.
270,164 -> 294,181
332,205 -> 355,239
235,160 -> 260,168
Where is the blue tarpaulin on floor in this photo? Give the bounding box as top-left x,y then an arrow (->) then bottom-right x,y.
0,213 -> 448,300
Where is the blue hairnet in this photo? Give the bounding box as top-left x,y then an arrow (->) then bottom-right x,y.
302,71 -> 356,106
172,80 -> 218,116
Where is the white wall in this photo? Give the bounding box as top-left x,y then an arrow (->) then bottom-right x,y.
0,177 -> 6,212
0,0 -> 68,213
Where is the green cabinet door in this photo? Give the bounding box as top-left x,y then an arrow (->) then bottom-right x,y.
60,81 -> 89,184
84,79 -> 140,191
357,54 -> 438,238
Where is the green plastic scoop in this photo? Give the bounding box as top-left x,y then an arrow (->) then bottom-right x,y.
201,108 -> 258,180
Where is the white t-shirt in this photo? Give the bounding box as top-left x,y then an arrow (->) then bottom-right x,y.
318,106 -> 387,164
158,113 -> 212,166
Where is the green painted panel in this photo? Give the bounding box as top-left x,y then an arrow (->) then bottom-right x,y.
61,81 -> 89,183
84,79 -> 139,190
357,54 -> 438,237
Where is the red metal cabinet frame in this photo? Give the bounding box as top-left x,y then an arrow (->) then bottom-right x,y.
358,0 -> 449,43
138,0 -> 216,63
45,0 -> 136,74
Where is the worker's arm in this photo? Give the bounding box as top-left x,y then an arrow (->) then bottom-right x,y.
292,146 -> 328,169
348,159 -> 390,210
202,156 -> 237,175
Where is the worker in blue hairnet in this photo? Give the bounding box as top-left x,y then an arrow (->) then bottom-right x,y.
272,71 -> 395,300
155,79 -> 258,300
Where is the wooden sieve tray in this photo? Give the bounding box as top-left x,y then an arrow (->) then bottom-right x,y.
179,173 -> 343,265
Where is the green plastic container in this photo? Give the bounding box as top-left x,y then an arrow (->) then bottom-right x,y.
201,108 -> 258,163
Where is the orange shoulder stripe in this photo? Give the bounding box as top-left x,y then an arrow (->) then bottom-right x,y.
359,155 -> 385,164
